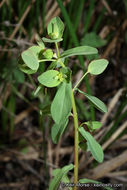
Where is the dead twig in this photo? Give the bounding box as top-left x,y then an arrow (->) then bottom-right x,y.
101,88 -> 125,126
0,0 -> 6,8
102,121 -> 127,150
86,150 -> 127,180
105,171 -> 127,177
101,0 -> 113,15
1,0 -> 36,57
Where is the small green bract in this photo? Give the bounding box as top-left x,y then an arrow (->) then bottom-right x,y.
43,49 -> 53,59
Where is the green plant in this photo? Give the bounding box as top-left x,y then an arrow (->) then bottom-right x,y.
19,16 -> 110,190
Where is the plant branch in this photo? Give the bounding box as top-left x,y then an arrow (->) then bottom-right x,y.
38,59 -> 56,62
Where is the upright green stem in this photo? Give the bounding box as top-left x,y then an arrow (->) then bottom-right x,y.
55,42 -> 60,58
55,42 -> 65,68
55,43 -> 79,188
71,89 -> 79,190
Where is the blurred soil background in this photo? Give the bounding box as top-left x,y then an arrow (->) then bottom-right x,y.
0,0 -> 127,189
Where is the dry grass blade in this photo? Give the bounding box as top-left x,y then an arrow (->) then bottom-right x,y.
86,150 -> 127,180
109,135 -> 127,149
0,182 -> 28,188
1,0 -> 36,57
0,0 -> 6,8
46,0 -> 70,26
103,20 -> 127,58
46,1 -> 58,25
101,88 -> 125,126
9,0 -> 36,40
53,146 -> 73,155
102,121 -> 127,150
55,137 -> 62,166
47,139 -> 53,180
106,171 -> 127,177
103,35 -> 118,58
14,107 -> 35,125
101,0 -> 113,15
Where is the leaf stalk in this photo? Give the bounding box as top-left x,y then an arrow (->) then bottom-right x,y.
73,71 -> 88,91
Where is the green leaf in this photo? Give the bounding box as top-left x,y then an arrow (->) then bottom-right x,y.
49,164 -> 74,190
38,70 -> 61,87
19,64 -> 36,74
51,82 -> 72,124
84,121 -> 102,131
29,46 -> 43,57
61,175 -> 72,190
81,32 -> 107,48
79,127 -> 104,163
30,46 -> 43,60
79,179 -> 113,190
42,37 -> 63,43
21,48 -> 39,70
61,46 -> 98,58
76,89 -> 107,113
52,168 -> 72,190
51,118 -> 68,144
47,16 -> 64,39
88,59 -> 109,75
18,58 -> 37,74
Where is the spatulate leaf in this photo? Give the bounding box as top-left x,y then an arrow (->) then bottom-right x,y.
38,70 -> 61,87
51,82 -> 72,124
88,59 -> 109,75
21,48 -> 39,70
76,89 -> 107,113
79,127 -> 104,163
61,46 -> 98,58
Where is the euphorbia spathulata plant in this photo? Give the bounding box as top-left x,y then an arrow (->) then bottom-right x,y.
19,17 -> 110,190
